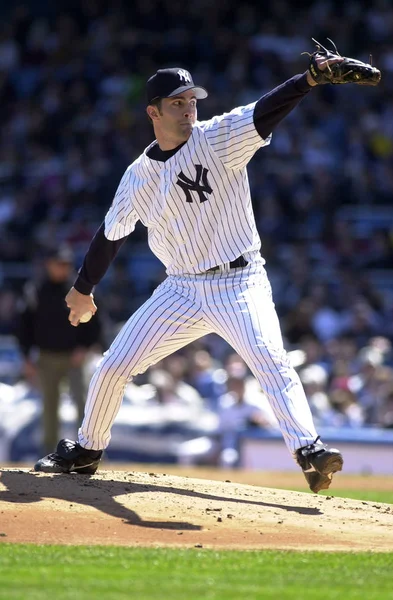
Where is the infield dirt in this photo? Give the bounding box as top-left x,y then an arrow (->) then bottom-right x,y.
0,468 -> 392,551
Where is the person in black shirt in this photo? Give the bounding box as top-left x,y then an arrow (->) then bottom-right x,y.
16,245 -> 102,454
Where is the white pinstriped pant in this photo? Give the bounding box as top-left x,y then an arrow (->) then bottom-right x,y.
78,259 -> 318,455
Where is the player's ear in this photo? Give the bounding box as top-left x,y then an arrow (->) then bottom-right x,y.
147,106 -> 158,120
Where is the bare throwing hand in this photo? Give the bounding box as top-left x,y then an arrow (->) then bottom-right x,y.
65,287 -> 97,327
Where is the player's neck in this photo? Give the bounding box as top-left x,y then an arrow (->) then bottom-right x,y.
154,130 -> 191,151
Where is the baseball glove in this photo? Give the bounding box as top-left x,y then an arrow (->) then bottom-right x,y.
305,38 -> 381,86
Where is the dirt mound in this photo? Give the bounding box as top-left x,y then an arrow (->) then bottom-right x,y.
0,469 -> 392,551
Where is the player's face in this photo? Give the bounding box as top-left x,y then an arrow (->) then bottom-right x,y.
46,259 -> 72,282
155,90 -> 197,142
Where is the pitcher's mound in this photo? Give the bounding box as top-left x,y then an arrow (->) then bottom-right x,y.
0,469 -> 392,551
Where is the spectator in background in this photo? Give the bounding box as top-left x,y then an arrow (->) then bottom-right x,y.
223,351 -> 280,424
159,354 -> 204,408
325,335 -> 359,379
308,281 -> 343,343
363,228 -> 393,269
217,375 -> 277,468
187,349 -> 227,410
329,388 -> 365,428
341,298 -> 384,349
0,287 -> 19,335
147,366 -> 203,410
378,388 -> 393,428
284,297 -> 317,345
298,364 -> 331,427
347,346 -> 393,425
16,245 -> 103,453
297,334 -> 331,372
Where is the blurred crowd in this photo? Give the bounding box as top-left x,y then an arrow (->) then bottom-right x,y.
0,0 -> 393,459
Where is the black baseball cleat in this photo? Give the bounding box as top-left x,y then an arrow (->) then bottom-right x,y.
34,439 -> 103,475
296,437 -> 343,494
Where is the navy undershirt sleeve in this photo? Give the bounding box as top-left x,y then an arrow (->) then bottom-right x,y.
73,222 -> 127,295
253,72 -> 312,139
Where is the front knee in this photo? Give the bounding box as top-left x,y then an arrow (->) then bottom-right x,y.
95,348 -> 153,382
95,353 -> 131,383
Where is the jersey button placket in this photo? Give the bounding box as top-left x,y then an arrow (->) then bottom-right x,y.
163,168 -> 182,244
163,169 -> 172,206
160,169 -> 166,197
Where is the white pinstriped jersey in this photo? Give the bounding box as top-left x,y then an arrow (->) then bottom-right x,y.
104,102 -> 272,275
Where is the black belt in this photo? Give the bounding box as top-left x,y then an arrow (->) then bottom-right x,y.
207,255 -> 248,272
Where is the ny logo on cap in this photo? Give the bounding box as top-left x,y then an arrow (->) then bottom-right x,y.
177,69 -> 191,83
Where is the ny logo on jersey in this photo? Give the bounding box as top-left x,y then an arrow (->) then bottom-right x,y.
177,69 -> 191,83
176,164 -> 213,203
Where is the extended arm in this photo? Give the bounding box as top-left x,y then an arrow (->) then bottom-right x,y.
253,56 -> 340,139
253,72 -> 313,139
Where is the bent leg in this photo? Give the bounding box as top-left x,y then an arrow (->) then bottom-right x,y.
79,278 -> 211,449
204,266 -> 318,454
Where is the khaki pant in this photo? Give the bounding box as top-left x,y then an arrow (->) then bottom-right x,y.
37,351 -> 86,453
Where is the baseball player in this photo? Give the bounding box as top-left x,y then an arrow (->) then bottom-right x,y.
34,55 -> 346,493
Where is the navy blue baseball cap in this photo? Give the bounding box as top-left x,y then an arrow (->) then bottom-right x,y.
45,244 -> 74,263
146,68 -> 208,104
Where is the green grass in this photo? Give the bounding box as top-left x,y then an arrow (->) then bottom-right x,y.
292,488 -> 393,504
0,545 -> 392,600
